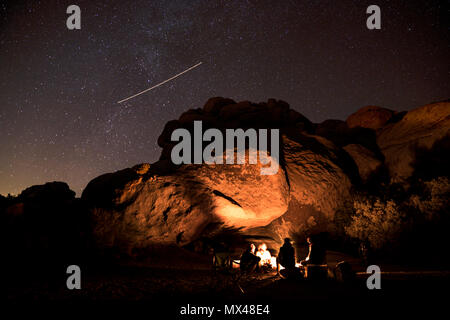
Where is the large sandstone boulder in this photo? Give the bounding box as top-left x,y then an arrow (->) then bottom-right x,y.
82,98 -> 357,252
377,101 -> 450,182
282,135 -> 353,218
346,105 -> 395,130
343,144 -> 383,182
180,155 -> 289,229
83,153 -> 290,250
83,98 -> 450,253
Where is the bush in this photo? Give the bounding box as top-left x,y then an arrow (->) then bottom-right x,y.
343,176 -> 449,255
408,176 -> 450,220
344,198 -> 408,250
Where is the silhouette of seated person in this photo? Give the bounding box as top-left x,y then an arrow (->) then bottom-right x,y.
276,238 -> 299,278
240,243 -> 261,273
299,235 -> 326,266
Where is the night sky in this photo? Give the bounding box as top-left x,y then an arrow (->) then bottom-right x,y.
0,0 -> 449,196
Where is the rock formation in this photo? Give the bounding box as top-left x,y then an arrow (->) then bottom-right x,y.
82,98 -> 360,251
343,144 -> 382,182
81,98 -> 450,252
6,98 -> 447,255
1,182 -> 88,271
377,101 -> 450,182
346,105 -> 395,130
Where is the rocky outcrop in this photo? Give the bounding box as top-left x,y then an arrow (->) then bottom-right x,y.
19,181 -> 75,202
377,101 -> 450,182
84,156 -> 290,250
346,105 -> 395,130
314,119 -> 382,159
343,144 -> 383,182
157,98 -> 314,161
2,97 -> 448,266
282,134 -> 353,218
82,98 -> 358,251
80,98 -> 449,253
1,182 -> 88,272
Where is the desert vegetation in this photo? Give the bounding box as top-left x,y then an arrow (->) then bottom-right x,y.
333,174 -> 450,264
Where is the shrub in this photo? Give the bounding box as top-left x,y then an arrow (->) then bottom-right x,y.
344,198 -> 408,250
343,176 -> 449,253
408,176 -> 450,220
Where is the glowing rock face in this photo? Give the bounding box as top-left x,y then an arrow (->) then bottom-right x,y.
82,98 -> 373,252
189,150 -> 289,229
83,133 -> 353,251
83,153 -> 290,250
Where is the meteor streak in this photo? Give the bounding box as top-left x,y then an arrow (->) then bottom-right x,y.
117,62 -> 203,104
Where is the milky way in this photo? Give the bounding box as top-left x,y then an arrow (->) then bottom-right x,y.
0,0 -> 448,195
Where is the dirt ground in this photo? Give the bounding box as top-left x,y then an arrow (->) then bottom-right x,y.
6,248 -> 450,318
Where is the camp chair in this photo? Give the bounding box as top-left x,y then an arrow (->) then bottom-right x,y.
212,251 -> 232,272
302,264 -> 329,280
211,253 -> 250,293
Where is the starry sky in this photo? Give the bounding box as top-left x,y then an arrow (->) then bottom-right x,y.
0,0 -> 449,196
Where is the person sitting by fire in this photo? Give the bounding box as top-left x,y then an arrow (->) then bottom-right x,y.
276,238 -> 296,278
299,234 -> 326,266
240,243 -> 261,273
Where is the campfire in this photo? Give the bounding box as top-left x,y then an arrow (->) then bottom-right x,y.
256,243 -> 277,269
231,242 -> 302,270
